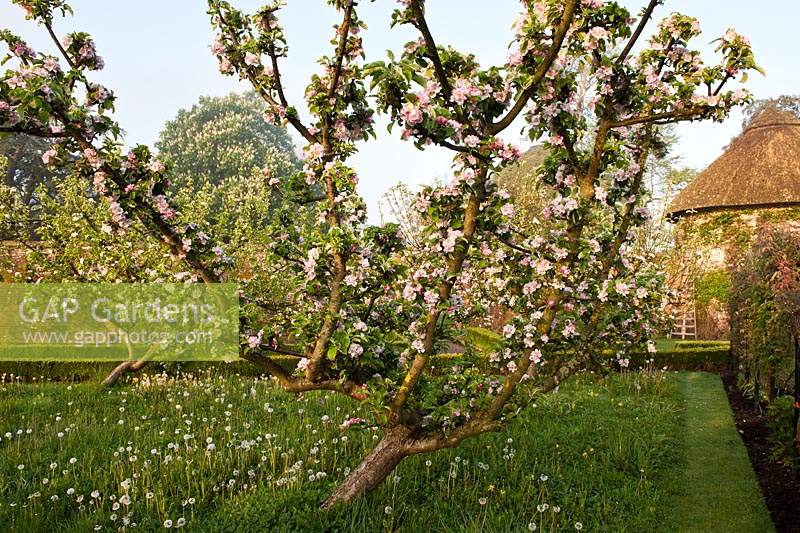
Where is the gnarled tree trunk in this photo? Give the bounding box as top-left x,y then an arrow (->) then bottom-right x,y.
320,425 -> 413,509
102,343 -> 158,386
102,359 -> 148,386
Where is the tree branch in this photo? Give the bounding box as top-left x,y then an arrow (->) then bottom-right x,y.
408,0 -> 452,100
0,126 -> 68,138
499,237 -> 532,255
214,5 -> 317,144
389,170 -> 488,423
617,0 -> 662,65
242,351 -> 366,400
44,21 -> 76,70
266,41 -> 291,109
298,194 -> 327,205
713,73 -> 733,96
327,0 -> 356,99
487,0 -> 579,136
610,109 -> 699,129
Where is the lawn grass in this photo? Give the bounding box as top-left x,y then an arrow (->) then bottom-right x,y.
0,370 -> 686,531
663,372 -> 774,533
655,338 -> 677,352
0,370 -> 776,532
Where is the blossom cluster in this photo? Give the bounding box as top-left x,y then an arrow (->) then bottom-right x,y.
1,6 -> 233,282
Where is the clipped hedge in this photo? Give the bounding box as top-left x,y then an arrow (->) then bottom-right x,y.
1,342 -> 732,383
417,346 -> 731,375
629,346 -> 730,371
464,326 -> 502,352
675,340 -> 730,350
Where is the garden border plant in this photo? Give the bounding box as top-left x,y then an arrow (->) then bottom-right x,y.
729,223 -> 800,458
0,0 -> 760,507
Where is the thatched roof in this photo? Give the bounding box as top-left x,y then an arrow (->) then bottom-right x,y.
668,107 -> 800,219
495,145 -> 551,226
496,144 -> 549,185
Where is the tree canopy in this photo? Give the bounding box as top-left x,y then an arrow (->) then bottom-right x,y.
155,90 -> 299,191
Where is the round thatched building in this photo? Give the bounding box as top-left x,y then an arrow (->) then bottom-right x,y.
667,106 -> 800,339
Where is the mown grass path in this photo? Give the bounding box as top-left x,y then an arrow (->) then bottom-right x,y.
666,372 -> 774,533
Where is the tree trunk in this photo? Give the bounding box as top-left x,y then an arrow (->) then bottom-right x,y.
320,426 -> 412,509
753,367 -> 760,412
727,343 -> 736,372
102,360 -> 148,386
795,415 -> 800,459
766,371 -> 776,402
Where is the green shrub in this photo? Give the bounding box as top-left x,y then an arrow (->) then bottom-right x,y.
729,225 -> 799,402
695,270 -> 732,306
767,396 -> 799,469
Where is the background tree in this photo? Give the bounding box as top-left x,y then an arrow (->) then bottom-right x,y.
1,89 -> 303,280
0,151 -> 24,277
156,91 -> 302,245
0,132 -> 68,238
744,94 -> 800,126
1,133 -> 61,203
156,90 -> 298,191
1,0 -> 759,508
20,174 -> 179,282
379,182 -> 425,249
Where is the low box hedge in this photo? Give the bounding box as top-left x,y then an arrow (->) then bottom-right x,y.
629,346 -> 730,371
674,340 -> 730,351
0,343 -> 732,383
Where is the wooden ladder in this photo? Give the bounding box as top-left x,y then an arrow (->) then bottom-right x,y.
671,304 -> 697,340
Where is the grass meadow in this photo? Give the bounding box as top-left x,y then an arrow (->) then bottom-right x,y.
0,369 -> 689,532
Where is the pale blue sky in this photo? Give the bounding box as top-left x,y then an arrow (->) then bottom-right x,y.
2,1 -> 798,221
